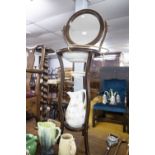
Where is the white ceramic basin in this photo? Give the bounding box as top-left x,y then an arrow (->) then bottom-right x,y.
63,52 -> 88,62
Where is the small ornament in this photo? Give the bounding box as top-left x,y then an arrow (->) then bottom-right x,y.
116,94 -> 121,103
102,93 -> 107,104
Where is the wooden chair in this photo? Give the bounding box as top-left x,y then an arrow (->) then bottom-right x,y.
92,67 -> 129,132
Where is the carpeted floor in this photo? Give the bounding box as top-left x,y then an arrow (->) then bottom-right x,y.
27,96 -> 129,155
26,117 -> 129,155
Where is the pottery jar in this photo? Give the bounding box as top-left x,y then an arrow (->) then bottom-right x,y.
58,133 -> 76,155
26,134 -> 37,155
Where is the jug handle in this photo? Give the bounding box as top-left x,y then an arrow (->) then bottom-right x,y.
82,89 -> 87,106
54,127 -> 61,144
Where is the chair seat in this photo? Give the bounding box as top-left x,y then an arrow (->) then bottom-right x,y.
93,103 -> 127,113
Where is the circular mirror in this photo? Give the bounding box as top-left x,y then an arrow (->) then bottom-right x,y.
65,9 -> 104,46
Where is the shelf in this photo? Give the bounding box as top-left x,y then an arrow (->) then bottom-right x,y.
26,68 -> 43,74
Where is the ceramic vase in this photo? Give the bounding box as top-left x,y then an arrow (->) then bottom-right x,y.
37,121 -> 61,155
58,133 -> 76,155
116,94 -> 121,103
26,134 -> 37,155
102,93 -> 107,104
110,95 -> 116,105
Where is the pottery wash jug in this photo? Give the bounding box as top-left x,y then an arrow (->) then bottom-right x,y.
58,133 -> 76,155
65,89 -> 86,128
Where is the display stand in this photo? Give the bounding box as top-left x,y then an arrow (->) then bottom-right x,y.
57,49 -> 99,155
57,9 -> 107,155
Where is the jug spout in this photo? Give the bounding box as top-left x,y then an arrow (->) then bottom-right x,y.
67,91 -> 72,97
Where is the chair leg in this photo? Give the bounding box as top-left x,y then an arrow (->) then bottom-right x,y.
83,130 -> 90,155
127,121 -> 129,133
123,113 -> 129,132
123,114 -> 126,132
123,122 -> 126,132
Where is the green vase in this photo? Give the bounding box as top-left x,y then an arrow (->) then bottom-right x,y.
26,134 -> 38,155
37,121 -> 61,155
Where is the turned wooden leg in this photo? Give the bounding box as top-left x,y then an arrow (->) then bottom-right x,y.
83,130 -> 90,155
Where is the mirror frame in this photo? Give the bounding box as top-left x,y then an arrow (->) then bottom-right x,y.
64,9 -> 105,46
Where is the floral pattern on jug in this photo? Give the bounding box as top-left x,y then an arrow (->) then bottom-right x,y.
65,89 -> 86,128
